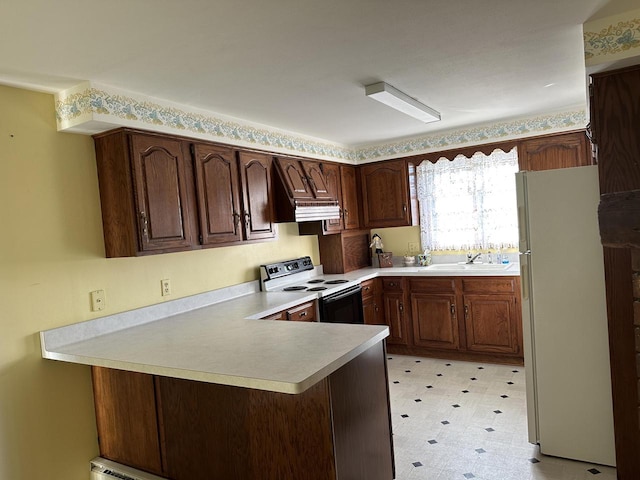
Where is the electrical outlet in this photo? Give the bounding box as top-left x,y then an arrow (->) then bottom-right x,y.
408,242 -> 420,254
90,289 -> 105,311
161,279 -> 171,296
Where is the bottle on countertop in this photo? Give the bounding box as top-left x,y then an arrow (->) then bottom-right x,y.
487,251 -> 493,264
496,248 -> 502,265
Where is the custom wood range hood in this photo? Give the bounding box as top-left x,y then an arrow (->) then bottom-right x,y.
273,157 -> 341,222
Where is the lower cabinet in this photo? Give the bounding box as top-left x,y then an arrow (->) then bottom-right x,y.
261,300 -> 317,322
362,278 -> 382,325
91,341 -> 394,480
381,278 -> 410,346
462,277 -> 521,355
383,276 -> 523,363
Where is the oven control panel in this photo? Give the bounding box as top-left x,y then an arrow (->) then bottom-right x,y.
260,256 -> 314,281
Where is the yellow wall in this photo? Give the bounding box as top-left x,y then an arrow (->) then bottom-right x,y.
371,226 -> 421,256
0,85 -> 319,480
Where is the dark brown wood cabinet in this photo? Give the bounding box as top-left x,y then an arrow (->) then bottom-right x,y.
261,300 -> 317,322
340,164 -> 361,230
95,131 -> 196,257
461,278 -> 521,355
362,278 -> 382,325
518,131 -> 592,171
381,278 -> 410,345
91,341 -> 394,480
380,275 -> 523,364
192,143 -> 243,245
93,129 -> 276,257
274,157 -> 332,201
409,278 -> 460,351
237,151 -> 277,241
590,64 -> 640,478
321,163 -> 343,233
360,159 -> 412,228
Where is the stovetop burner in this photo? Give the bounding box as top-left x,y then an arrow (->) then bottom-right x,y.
283,286 -> 307,291
307,286 -> 327,291
325,279 -> 349,284
307,279 -> 325,284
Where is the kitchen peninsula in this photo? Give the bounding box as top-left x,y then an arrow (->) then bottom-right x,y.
40,286 -> 394,480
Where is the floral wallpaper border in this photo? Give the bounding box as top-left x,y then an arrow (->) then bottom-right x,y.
584,11 -> 640,61
55,84 -> 586,163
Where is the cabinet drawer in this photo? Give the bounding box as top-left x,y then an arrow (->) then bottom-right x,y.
261,310 -> 287,321
381,278 -> 404,291
462,277 -> 517,294
287,301 -> 317,322
409,278 -> 456,294
361,279 -> 377,299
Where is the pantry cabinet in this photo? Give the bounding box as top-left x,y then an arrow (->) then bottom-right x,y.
359,159 -> 412,228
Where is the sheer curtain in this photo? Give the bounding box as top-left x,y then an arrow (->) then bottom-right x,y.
417,147 -> 519,252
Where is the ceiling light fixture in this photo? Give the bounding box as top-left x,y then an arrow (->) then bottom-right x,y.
365,82 -> 441,123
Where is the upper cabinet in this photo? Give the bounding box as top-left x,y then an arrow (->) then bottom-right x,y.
517,131 -> 592,171
274,157 -> 332,200
94,129 -> 276,257
340,164 -> 360,230
95,131 -> 195,257
237,152 -> 277,240
192,143 -> 242,245
359,159 -> 412,228
321,163 -> 343,233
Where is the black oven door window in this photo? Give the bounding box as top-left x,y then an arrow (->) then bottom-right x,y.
320,286 -> 364,324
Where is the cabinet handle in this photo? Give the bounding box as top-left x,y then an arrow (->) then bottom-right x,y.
299,311 -> 307,317
464,305 -> 469,320
450,304 -> 456,316
139,211 -> 149,239
402,204 -> 407,213
232,212 -> 241,233
399,302 -> 404,313
244,212 -> 251,231
343,208 -> 348,217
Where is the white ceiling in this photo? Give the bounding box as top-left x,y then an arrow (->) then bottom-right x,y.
0,0 -> 618,147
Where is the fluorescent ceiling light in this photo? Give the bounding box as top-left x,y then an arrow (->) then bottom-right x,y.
365,82 -> 441,123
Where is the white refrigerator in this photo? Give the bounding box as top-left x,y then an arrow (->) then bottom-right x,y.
516,165 -> 616,466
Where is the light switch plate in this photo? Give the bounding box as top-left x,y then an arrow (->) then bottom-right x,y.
90,289 -> 105,311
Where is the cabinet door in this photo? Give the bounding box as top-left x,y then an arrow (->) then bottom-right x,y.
275,157 -> 315,199
362,279 -> 382,325
340,165 -> 360,230
463,294 -> 520,354
238,152 -> 277,240
192,143 -> 242,245
382,292 -> 409,345
301,160 -> 333,200
321,163 -> 343,233
92,367 -> 164,476
518,131 -> 592,171
360,160 -> 411,228
130,134 -> 194,251
411,293 -> 459,350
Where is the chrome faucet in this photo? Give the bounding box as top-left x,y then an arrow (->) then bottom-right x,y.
466,252 -> 482,264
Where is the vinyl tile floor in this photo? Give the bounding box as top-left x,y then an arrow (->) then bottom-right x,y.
387,354 -> 617,480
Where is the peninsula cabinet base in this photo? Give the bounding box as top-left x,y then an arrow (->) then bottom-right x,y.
386,344 -> 524,366
91,341 -> 394,480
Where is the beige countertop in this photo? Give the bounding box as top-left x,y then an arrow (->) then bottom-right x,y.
40,262 -> 519,395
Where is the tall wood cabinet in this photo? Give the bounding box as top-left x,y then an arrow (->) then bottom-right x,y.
381,278 -> 410,346
590,64 -> 640,478
359,159 -> 412,228
93,129 -> 276,257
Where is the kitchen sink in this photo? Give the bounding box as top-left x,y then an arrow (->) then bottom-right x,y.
424,263 -> 512,271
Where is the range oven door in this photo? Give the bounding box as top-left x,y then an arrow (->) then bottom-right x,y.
320,285 -> 364,324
